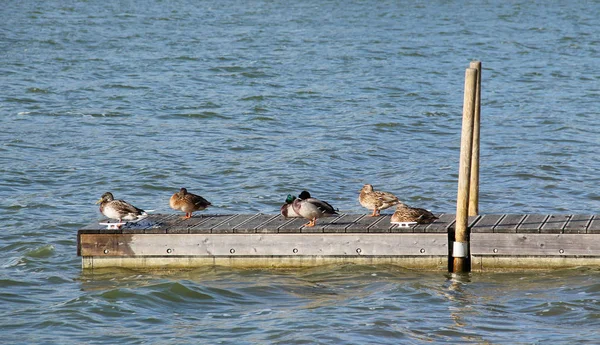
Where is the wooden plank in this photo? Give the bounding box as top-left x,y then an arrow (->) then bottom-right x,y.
211,214 -> 256,233
408,222 -> 425,233
78,229 -> 121,235
121,214 -> 167,234
79,233 -> 135,256
142,214 -> 177,229
78,229 -> 122,254
563,215 -> 593,234
85,256 -> 448,270
279,217 -> 311,233
155,214 -> 187,234
540,214 -> 570,234
472,256 -> 600,271
450,215 -> 480,232
368,214 -> 393,233
136,214 -> 171,226
234,214 -> 279,233
517,214 -> 548,233
493,214 -> 526,233
79,233 -> 449,257
424,214 -> 455,233
300,222 -> 325,233
164,214 -> 213,234
189,215 -> 238,234
82,214 -> 170,234
254,215 -> 294,233
410,214 -> 443,233
471,233 -> 600,256
587,216 -> 600,234
302,214 -> 346,233
346,215 -> 385,233
78,213 -> 600,236
470,214 -> 504,233
252,215 -> 288,233
324,214 -> 364,233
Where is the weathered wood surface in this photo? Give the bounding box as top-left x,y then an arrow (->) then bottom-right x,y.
468,60 -> 482,217
469,214 -> 600,270
79,213 -> 600,235
80,213 -> 456,235
79,233 -> 448,257
82,256 -> 448,270
78,213 -> 451,261
471,233 -> 600,256
78,213 -> 600,270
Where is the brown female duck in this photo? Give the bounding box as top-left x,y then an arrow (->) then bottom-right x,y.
391,203 -> 438,224
169,187 -> 211,219
358,184 -> 400,216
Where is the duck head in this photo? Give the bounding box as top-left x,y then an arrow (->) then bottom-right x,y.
96,192 -> 114,204
360,184 -> 374,193
298,190 -> 311,200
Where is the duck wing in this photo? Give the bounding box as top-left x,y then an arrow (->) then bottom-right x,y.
373,191 -> 399,203
413,207 -> 438,223
185,193 -> 211,208
306,198 -> 338,215
113,199 -> 145,215
393,205 -> 437,224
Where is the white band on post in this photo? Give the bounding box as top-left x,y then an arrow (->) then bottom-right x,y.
453,241 -> 469,258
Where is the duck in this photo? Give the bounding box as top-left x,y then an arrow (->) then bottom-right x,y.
169,187 -> 211,219
359,184 -> 401,217
280,194 -> 300,218
391,203 -> 438,224
96,192 -> 147,226
292,190 -> 338,227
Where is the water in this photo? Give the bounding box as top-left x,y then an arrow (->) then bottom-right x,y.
1,0 -> 600,343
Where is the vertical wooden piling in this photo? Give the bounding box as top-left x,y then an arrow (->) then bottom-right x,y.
454,67 -> 478,273
468,61 -> 482,217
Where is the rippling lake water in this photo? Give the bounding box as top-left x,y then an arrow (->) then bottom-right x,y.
2,0 -> 600,343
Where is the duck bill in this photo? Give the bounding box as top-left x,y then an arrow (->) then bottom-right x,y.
95,198 -> 103,204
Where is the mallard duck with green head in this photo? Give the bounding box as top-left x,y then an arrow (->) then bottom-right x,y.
169,187 -> 211,219
292,190 -> 338,227
391,203 -> 438,224
359,184 -> 400,217
96,192 -> 147,225
280,194 -> 300,218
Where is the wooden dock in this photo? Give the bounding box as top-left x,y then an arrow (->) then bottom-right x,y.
77,61 -> 597,272
77,213 -> 600,271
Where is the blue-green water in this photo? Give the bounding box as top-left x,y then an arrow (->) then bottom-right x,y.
2,0 -> 600,343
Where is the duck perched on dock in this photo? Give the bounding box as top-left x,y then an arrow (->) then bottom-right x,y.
280,194 -> 300,218
391,203 -> 438,224
169,187 -> 211,219
292,190 -> 338,227
359,184 -> 401,217
96,192 -> 147,225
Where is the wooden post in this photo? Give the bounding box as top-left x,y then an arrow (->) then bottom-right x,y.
468,61 -> 482,216
454,67 -> 478,273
